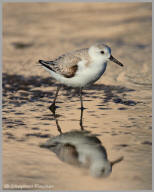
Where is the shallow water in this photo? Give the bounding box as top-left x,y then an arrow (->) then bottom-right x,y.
2,2 -> 152,190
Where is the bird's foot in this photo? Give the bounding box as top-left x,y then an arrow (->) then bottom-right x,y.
80,106 -> 86,111
49,103 -> 56,113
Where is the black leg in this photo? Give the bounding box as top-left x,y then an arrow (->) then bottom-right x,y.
49,86 -> 62,134
49,85 -> 61,113
80,107 -> 84,131
79,88 -> 84,110
79,88 -> 85,130
52,110 -> 62,134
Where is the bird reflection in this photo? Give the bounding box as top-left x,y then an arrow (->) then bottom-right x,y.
40,110 -> 123,178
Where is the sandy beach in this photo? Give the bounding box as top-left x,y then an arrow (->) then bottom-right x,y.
2,2 -> 152,190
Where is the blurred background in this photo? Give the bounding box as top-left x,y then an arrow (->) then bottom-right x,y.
3,2 -> 152,190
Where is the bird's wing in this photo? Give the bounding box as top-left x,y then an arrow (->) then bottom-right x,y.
58,143 -> 80,165
39,48 -> 89,78
42,140 -> 80,165
40,136 -> 79,165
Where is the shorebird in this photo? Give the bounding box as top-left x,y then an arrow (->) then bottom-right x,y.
40,130 -> 123,178
39,43 -> 124,111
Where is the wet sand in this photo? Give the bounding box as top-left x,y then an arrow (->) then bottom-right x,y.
2,2 -> 152,190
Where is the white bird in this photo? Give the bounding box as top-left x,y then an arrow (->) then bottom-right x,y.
39,43 -> 124,111
40,130 -> 123,178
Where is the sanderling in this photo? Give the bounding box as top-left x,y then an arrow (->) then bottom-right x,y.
39,43 -> 124,111
40,130 -> 123,178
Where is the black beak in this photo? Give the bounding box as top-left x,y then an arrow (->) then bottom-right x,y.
109,55 -> 124,67
110,156 -> 124,167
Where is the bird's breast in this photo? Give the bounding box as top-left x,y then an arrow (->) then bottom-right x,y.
79,62 -> 107,86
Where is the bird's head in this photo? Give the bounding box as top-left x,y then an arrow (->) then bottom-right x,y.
89,43 -> 124,67
90,156 -> 124,178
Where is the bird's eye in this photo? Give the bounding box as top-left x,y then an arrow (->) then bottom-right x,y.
100,51 -> 104,54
